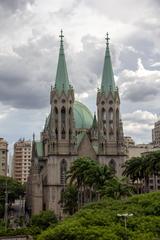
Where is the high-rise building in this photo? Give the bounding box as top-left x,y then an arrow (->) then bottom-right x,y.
0,138 -> 8,176
13,139 -> 32,184
27,32 -> 126,216
152,120 -> 160,147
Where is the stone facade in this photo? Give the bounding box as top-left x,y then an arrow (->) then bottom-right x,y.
26,32 -> 126,217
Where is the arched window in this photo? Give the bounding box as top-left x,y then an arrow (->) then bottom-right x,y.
61,107 -> 65,126
61,107 -> 66,139
109,108 -> 113,121
60,188 -> 65,207
54,107 -> 58,130
109,159 -> 116,172
101,108 -> 106,121
116,109 -> 119,127
60,159 -> 67,185
69,107 -> 72,130
55,128 -> 58,139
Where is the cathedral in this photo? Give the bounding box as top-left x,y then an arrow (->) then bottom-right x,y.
26,31 -> 126,217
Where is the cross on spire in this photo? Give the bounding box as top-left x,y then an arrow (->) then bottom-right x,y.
59,29 -> 64,44
105,32 -> 110,48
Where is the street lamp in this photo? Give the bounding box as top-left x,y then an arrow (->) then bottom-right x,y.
117,213 -> 133,229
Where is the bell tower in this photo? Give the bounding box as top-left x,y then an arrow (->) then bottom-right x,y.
42,30 -> 76,156
97,33 -> 125,157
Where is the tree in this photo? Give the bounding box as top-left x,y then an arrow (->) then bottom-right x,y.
100,177 -> 134,199
67,157 -> 114,208
67,157 -> 98,206
0,176 -> 25,217
61,185 -> 78,215
123,151 -> 160,193
30,210 -> 58,229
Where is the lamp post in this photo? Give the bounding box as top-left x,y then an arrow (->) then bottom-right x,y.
117,213 -> 133,229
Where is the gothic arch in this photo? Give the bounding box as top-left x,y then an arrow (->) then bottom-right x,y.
109,107 -> 113,121
61,107 -> 66,139
116,108 -> 119,126
109,159 -> 116,172
60,159 -> 67,185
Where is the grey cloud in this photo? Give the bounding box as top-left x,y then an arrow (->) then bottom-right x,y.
122,82 -> 159,102
0,34 -> 107,109
0,0 -> 34,12
70,34 -> 119,93
54,0 -> 81,18
0,34 -> 59,109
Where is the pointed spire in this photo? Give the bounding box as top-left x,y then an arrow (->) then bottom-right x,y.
33,133 -> 35,142
92,112 -> 97,129
101,33 -> 116,94
55,30 -> 70,94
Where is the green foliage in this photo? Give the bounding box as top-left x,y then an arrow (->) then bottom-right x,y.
61,185 -> 78,215
100,177 -> 134,199
123,150 -> 160,192
0,176 -> 25,217
30,210 -> 58,229
0,226 -> 41,237
38,192 -> 160,240
63,157 -> 132,215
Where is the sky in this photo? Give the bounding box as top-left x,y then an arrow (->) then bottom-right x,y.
0,0 -> 160,152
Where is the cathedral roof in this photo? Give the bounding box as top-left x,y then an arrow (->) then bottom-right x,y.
101,33 -> 116,94
34,141 -> 43,158
73,101 -> 93,129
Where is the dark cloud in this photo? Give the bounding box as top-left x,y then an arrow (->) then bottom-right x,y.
0,0 -> 34,12
0,34 -> 107,109
0,34 -> 59,109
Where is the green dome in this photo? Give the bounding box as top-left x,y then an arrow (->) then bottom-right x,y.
73,101 -> 93,129
45,101 -> 93,130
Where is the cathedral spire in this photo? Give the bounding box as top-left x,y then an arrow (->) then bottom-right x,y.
55,30 -> 70,94
101,33 -> 116,94
92,112 -> 97,129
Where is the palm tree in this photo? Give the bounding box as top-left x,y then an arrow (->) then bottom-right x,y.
60,185 -> 78,215
144,151 -> 160,191
67,157 -> 98,207
123,157 -> 145,193
100,177 -> 134,200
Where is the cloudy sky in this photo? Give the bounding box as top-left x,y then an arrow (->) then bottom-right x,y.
0,0 -> 160,151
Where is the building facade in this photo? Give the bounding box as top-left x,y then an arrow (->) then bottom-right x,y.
124,136 -> 135,148
13,139 -> 32,184
27,32 -> 126,216
0,138 -> 8,176
152,120 -> 160,147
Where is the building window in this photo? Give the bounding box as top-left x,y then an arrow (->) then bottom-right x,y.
109,159 -> 116,172
61,107 -> 66,139
60,159 -> 67,185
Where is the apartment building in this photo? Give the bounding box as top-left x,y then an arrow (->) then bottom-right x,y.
0,138 -> 8,176
152,120 -> 160,147
13,139 -> 32,184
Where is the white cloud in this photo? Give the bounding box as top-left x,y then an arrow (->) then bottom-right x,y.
0,0 -> 160,147
118,59 -> 160,102
123,110 -> 158,143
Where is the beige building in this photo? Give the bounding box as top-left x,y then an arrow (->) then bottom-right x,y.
13,139 -> 32,184
152,120 -> 160,147
27,32 -> 126,216
127,143 -> 154,159
124,136 -> 135,148
0,138 -> 8,176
